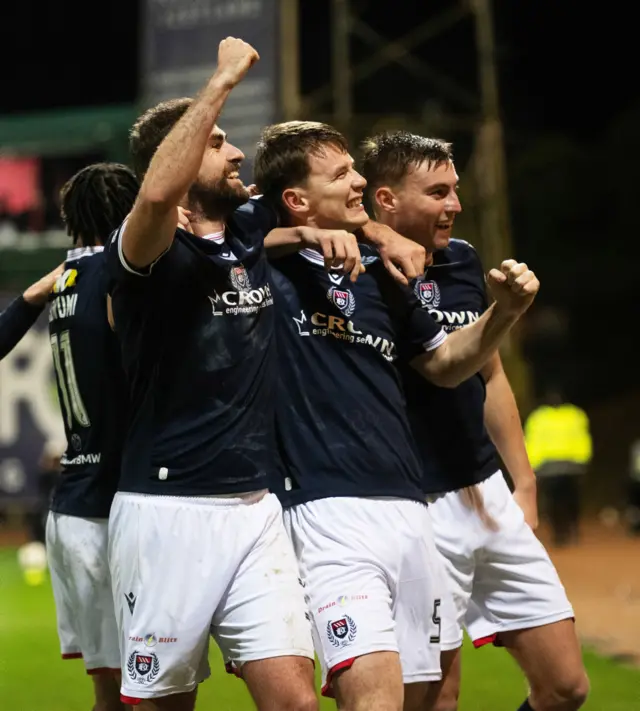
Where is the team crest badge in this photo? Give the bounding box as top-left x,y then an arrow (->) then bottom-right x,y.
327,615 -> 357,647
415,279 -> 441,309
127,651 -> 160,684
327,286 -> 356,317
229,264 -> 251,291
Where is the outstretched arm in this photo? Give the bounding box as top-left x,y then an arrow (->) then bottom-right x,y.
0,264 -> 63,360
411,260 -> 539,387
122,37 -> 260,270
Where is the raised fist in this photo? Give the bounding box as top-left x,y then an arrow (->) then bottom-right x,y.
216,37 -> 260,87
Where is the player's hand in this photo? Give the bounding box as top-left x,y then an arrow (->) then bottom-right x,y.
513,482 -> 539,529
23,263 -> 65,306
299,227 -> 365,282
215,37 -> 260,87
177,207 -> 194,233
358,222 -> 430,285
487,259 -> 539,317
247,184 -> 260,197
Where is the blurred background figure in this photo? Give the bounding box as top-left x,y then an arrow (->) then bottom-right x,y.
17,439 -> 64,585
627,438 -> 640,535
524,389 -> 592,546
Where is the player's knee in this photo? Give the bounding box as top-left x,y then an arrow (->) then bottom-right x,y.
282,692 -> 319,711
561,671 -> 590,709
537,671 -> 589,710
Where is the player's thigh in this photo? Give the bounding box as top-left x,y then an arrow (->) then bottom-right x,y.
135,690 -> 197,711
109,493 -> 252,701
91,673 -> 123,711
501,620 -> 589,708
285,498 -> 403,698
212,494 -> 314,671
242,656 -> 318,711
421,648 -> 461,711
333,651 -> 404,711
465,474 -> 574,643
46,512 -> 120,670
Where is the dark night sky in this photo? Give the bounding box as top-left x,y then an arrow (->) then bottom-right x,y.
0,1 -> 636,140
0,1 -> 637,405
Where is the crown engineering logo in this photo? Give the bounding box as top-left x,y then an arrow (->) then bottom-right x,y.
327,285 -> 356,317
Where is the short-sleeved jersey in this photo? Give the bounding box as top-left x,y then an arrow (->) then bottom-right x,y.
107,198 -> 278,496
269,245 -> 446,507
398,238 -> 498,494
48,247 -> 127,518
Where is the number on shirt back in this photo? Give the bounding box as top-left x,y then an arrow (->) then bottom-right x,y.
50,330 -> 90,428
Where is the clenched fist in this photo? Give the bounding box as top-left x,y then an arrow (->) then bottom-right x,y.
215,37 -> 260,87
487,259 -> 539,316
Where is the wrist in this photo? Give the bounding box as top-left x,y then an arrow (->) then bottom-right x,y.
492,301 -> 522,323
209,70 -> 237,93
514,476 -> 537,492
360,221 -> 390,248
296,226 -> 315,246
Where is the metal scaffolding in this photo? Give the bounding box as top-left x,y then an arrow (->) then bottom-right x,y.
279,0 -> 531,409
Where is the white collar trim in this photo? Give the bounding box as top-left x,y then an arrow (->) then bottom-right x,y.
66,246 -> 104,260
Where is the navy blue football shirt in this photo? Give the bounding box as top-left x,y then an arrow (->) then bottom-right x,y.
398,238 -> 499,494
48,247 -> 127,518
269,245 -> 446,507
0,297 -> 44,360
107,198 -> 278,496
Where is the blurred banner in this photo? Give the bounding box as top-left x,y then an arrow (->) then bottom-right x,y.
0,296 -> 63,508
140,0 -> 280,176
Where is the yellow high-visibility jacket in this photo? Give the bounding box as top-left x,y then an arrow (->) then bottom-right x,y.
524,404 -> 592,475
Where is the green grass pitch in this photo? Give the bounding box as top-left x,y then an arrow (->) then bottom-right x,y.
1,548 -> 638,710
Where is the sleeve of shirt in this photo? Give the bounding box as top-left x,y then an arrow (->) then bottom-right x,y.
0,296 -> 44,360
377,269 -> 446,360
106,219 -> 175,288
401,285 -> 447,355
230,196 -> 280,248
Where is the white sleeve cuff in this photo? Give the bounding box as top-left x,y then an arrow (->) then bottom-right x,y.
117,218 -> 168,277
423,329 -> 447,352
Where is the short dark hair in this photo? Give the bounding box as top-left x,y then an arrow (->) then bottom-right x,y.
129,98 -> 193,179
254,121 -> 349,206
60,163 -> 139,247
360,131 -> 453,189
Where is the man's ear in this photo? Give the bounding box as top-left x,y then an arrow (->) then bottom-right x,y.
282,187 -> 310,217
375,186 -> 397,214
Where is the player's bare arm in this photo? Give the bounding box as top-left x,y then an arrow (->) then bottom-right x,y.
481,352 -> 539,528
265,226 -> 364,282
412,259 -> 539,387
23,263 -> 64,306
122,37 -> 259,268
358,220 -> 428,285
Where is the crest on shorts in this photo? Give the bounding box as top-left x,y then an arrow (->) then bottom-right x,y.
415,279 -> 441,309
327,615 -> 357,648
229,264 -> 251,291
327,286 -> 356,317
127,651 -> 160,684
